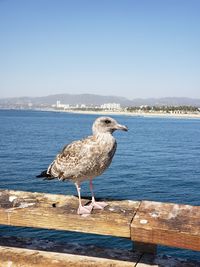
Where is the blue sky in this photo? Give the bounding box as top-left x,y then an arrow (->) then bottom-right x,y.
0,0 -> 200,99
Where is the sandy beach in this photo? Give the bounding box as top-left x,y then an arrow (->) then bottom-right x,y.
58,109 -> 200,119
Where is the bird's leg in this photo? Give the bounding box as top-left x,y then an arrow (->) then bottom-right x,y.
75,182 -> 92,215
89,179 -> 108,210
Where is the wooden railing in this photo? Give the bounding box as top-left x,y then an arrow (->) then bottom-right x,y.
0,189 -> 200,266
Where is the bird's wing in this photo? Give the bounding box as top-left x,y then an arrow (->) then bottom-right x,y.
47,136 -> 98,179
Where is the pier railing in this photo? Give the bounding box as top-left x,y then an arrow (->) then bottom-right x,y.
0,189 -> 200,266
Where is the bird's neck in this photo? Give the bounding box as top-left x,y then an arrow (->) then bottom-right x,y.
94,132 -> 115,144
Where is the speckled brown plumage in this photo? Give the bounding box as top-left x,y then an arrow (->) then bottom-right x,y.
47,134 -> 117,183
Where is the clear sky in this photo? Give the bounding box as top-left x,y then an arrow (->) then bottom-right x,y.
0,0 -> 200,99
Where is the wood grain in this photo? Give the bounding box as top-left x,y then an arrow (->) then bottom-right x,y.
0,189 -> 139,238
131,200 -> 200,251
0,246 -> 139,267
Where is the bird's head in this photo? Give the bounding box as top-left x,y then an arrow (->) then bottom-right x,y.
92,117 -> 128,135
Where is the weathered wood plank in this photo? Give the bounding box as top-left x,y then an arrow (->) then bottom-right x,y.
0,246 -> 139,267
1,189 -> 200,254
0,189 -> 140,238
131,201 -> 200,251
0,236 -> 142,264
1,237 -> 200,267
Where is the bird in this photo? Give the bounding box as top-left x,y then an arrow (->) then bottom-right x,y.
37,116 -> 128,215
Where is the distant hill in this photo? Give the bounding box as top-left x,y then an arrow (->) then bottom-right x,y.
0,94 -> 132,107
0,94 -> 200,107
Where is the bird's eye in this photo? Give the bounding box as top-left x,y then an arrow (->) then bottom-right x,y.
104,119 -> 111,124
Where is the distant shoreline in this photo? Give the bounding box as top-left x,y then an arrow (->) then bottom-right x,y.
1,108 -> 200,119
56,109 -> 200,119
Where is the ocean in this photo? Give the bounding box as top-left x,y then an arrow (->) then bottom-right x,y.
0,109 -> 200,261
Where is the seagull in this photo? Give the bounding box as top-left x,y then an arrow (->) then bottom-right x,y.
37,116 -> 128,215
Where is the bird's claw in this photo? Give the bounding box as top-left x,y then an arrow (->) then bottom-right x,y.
77,205 -> 93,215
90,201 -> 108,210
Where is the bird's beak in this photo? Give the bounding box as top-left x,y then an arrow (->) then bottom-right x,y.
116,124 -> 128,131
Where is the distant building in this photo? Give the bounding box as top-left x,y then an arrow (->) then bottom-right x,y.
52,100 -> 70,109
101,103 -> 121,110
56,100 -> 61,107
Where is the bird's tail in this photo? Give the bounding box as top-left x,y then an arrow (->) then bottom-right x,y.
36,170 -> 54,180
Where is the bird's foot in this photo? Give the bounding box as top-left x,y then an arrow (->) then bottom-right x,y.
91,201 -> 108,210
77,205 -> 93,215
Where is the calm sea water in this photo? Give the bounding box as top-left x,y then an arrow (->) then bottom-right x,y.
0,109 -> 200,260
